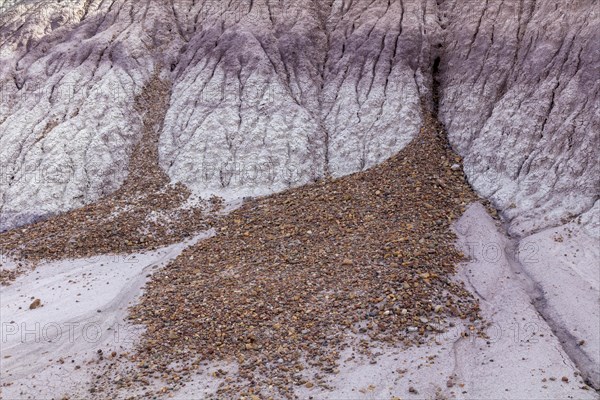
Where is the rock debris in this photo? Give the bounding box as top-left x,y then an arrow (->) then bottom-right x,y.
96,111 -> 483,398
0,74 -> 214,284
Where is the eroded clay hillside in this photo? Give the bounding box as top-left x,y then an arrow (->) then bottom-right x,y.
0,1 -> 599,398
438,0 -> 599,236
0,0 -> 433,231
1,0 -> 596,236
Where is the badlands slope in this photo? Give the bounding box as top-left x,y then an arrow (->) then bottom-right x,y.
0,0 -> 598,398
0,1 -> 597,234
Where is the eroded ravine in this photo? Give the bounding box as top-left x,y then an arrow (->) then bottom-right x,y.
504,231 -> 600,390
1,0 -> 597,238
0,70 -> 216,283
0,0 -> 598,398
434,44 -> 599,390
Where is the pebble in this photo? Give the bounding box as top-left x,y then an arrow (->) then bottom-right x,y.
29,299 -> 42,309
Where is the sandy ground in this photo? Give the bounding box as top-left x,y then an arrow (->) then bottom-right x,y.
516,220 -> 600,388
0,231 -> 213,400
0,204 -> 598,399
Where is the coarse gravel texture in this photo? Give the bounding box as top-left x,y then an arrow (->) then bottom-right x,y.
0,233 -> 213,400
93,111 -> 484,399
0,73 -> 215,284
0,0 -> 597,397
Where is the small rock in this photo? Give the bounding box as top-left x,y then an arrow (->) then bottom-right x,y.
29,299 -> 42,309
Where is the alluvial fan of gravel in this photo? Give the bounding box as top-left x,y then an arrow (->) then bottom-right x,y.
0,73 -> 214,284
100,111 -> 482,399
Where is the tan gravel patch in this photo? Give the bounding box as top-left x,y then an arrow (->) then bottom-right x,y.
100,111 -> 483,398
0,73 -> 216,283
